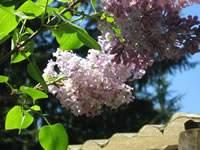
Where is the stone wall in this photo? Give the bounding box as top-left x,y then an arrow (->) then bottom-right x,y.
68,113 -> 200,150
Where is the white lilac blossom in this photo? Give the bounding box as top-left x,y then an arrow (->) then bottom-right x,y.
43,49 -> 134,117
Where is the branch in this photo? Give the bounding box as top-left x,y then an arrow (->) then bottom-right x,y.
0,0 -> 81,64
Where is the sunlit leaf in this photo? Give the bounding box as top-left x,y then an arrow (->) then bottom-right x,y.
14,11 -> 35,19
0,5 -> 18,40
54,12 -> 101,50
39,123 -> 68,150
31,105 -> 41,111
17,1 -> 44,19
52,26 -> 83,50
0,75 -> 9,83
106,16 -> 115,23
26,27 -> 34,34
20,86 -> 48,102
36,0 -> 54,7
5,105 -> 34,130
64,11 -> 72,20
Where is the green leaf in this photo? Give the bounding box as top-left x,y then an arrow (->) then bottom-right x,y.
11,35 -> 34,63
64,11 -> 72,20
27,62 -> 48,93
54,12 -> 101,50
90,0 -> 96,8
5,105 -> 34,130
106,16 -> 114,23
52,27 -> 83,50
36,0 -> 54,7
76,29 -> 101,50
0,5 -> 18,40
0,75 -> 9,83
25,27 -> 34,34
100,13 -> 115,23
113,27 -> 121,35
17,1 -> 44,19
39,123 -> 68,150
31,105 -> 41,111
20,86 -> 48,102
46,7 -> 59,16
14,12 -> 35,19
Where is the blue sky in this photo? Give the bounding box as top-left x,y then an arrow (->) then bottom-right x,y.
169,4 -> 200,114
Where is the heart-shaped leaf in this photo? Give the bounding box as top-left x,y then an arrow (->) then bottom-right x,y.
39,123 -> 68,150
52,27 -> 83,50
5,105 -> 34,130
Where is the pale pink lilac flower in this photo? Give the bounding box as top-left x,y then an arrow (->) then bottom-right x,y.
44,49 -> 134,117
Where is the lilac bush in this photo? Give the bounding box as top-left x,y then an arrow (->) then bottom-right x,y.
3,0 -> 200,149
43,0 -> 200,116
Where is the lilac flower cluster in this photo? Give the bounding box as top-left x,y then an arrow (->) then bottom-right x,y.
99,0 -> 200,67
43,0 -> 200,116
43,50 -> 134,116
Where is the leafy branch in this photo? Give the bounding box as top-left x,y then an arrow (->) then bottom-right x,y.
0,0 -> 81,64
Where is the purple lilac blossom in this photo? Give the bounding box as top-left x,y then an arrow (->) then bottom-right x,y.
99,0 -> 200,67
